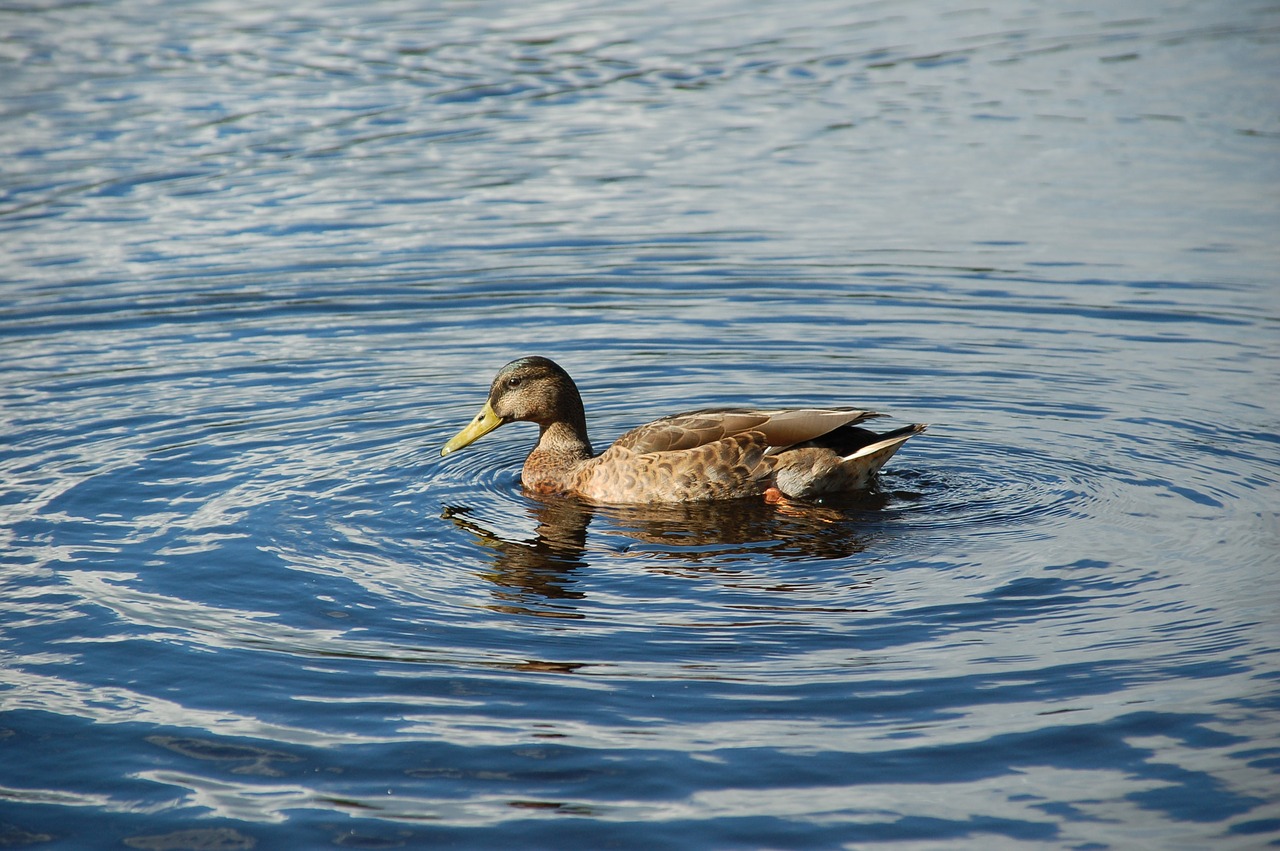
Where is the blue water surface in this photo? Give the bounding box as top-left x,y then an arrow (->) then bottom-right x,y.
2,0 -> 1278,848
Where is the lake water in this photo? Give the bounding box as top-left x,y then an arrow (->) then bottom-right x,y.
2,0 -> 1278,848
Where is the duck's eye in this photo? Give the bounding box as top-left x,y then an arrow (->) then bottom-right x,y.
506,377 -> 522,389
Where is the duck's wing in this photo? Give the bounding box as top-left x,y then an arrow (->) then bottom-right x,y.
609,407 -> 882,455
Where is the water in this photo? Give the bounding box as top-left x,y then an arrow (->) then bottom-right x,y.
2,0 -> 1278,847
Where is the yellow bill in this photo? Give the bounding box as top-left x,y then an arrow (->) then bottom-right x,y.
441,401 -> 504,456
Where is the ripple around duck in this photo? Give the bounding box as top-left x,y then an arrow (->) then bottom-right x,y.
888,435 -> 1111,539
418,414 -> 1112,573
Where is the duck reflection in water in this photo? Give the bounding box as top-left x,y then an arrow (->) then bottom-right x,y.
442,497 -> 592,617
442,488 -> 908,618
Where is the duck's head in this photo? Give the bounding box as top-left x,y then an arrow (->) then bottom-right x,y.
440,356 -> 585,456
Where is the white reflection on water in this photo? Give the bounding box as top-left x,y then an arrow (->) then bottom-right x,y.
5,0 -> 1277,284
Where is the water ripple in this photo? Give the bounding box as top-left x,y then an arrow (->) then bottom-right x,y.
2,0 -> 1278,846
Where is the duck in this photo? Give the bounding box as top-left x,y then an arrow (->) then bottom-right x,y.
440,356 -> 926,504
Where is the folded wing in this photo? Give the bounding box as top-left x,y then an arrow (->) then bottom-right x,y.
611,407 -> 882,455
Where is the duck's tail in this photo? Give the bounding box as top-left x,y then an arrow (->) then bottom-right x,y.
827,423 -> 927,492
773,423 -> 927,498
843,423 -> 927,471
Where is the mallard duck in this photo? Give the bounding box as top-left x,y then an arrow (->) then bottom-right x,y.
440,356 -> 926,504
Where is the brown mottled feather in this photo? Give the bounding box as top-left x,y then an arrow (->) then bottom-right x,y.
611,408 -> 881,455
440,356 -> 926,504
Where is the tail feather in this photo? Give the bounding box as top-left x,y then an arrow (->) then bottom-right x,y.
775,423 -> 926,498
844,424 -> 927,463
836,423 -> 927,488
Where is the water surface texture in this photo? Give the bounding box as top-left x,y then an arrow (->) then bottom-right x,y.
3,0 -> 1279,848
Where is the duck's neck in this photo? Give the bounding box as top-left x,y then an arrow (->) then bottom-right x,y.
522,419 -> 594,494
540,417 -> 592,456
